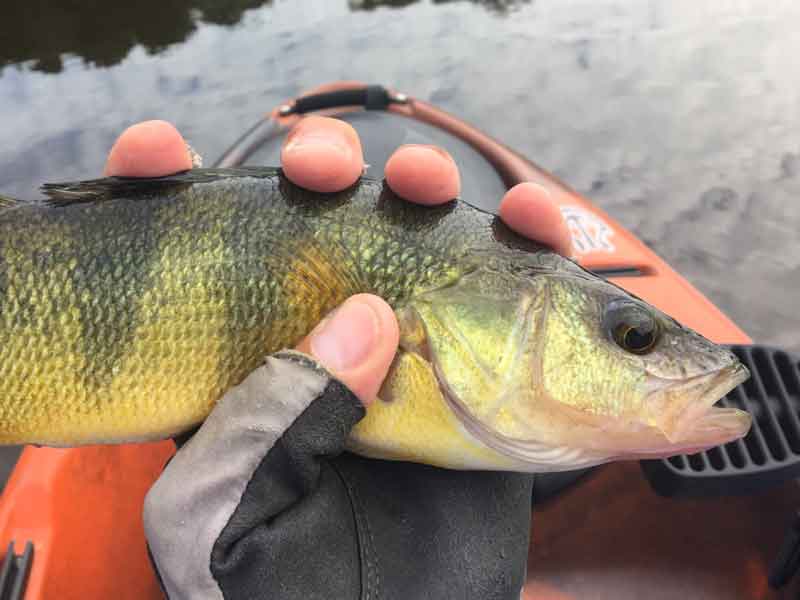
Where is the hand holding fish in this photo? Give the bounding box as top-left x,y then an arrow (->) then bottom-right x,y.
85,114 -> 749,600
102,117 -> 573,406
0,112 -> 749,469
122,115 -> 563,600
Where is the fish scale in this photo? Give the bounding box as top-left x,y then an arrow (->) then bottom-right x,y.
0,167 -> 751,476
0,169 -> 474,444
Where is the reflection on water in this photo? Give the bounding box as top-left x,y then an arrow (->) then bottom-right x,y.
431,0 -> 529,11
0,0 -> 798,357
0,0 -> 270,72
350,0 -> 529,13
2,0 -> 528,73
348,0 -> 419,10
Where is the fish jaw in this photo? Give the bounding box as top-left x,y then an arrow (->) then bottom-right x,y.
430,361 -> 752,469
348,350 -> 528,472
645,361 -> 751,448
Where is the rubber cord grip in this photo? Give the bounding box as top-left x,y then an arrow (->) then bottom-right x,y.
292,85 -> 392,114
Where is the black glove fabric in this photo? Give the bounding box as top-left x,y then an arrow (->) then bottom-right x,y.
143,351 -> 533,600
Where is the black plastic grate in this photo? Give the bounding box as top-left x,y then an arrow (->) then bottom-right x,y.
641,344 -> 800,497
0,541 -> 32,600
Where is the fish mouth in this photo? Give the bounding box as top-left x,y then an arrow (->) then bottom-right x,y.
644,361 -> 752,451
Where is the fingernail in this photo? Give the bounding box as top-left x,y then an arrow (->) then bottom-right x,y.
399,144 -> 453,161
527,181 -> 552,198
310,298 -> 380,372
283,128 -> 353,160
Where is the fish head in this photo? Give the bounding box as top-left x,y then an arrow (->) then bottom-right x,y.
533,273 -> 751,459
387,259 -> 751,472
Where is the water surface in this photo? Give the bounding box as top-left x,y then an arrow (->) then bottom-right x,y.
0,0 -> 798,352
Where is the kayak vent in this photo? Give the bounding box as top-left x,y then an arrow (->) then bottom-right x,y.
641,344 -> 800,497
0,541 -> 32,600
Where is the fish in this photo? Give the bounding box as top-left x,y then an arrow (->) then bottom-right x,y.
0,167 -> 751,472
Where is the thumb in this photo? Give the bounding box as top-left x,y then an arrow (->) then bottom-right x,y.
295,294 -> 399,405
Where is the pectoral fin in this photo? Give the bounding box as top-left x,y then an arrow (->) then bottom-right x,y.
347,349 -> 520,471
387,269 -> 611,472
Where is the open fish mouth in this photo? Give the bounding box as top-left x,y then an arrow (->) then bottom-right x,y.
436,359 -> 752,470
644,361 -> 752,451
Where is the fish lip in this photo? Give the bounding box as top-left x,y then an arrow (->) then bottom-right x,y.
646,360 -> 748,397
645,361 -> 751,445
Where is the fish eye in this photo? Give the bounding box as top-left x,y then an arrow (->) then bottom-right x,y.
603,300 -> 660,355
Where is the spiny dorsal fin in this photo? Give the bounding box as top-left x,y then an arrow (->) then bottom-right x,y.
41,167 -> 283,206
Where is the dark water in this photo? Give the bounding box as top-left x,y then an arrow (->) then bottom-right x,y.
0,0 -> 798,353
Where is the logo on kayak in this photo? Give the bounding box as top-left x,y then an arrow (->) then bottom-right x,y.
560,206 -> 615,254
